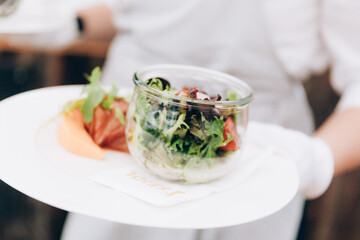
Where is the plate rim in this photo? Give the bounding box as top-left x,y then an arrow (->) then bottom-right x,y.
0,85 -> 299,229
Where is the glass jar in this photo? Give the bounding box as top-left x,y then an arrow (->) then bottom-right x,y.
126,64 -> 253,183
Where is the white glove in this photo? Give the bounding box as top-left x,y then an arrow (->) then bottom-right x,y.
247,121 -> 334,199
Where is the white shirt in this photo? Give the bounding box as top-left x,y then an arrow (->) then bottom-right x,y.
62,0 -> 360,239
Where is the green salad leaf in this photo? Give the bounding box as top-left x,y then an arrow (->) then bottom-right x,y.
81,67 -> 105,123
163,113 -> 189,138
147,78 -> 170,91
226,90 -> 238,101
102,82 -> 118,109
115,107 -> 126,125
61,99 -> 84,115
132,78 -> 239,170
60,67 -> 127,125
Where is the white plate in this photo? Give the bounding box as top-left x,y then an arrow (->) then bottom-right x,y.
0,86 -> 299,229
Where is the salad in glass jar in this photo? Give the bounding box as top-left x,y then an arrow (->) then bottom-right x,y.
126,65 -> 253,183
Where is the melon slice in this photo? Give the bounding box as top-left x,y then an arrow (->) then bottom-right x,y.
57,109 -> 105,160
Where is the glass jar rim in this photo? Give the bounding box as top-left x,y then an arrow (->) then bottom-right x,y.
133,64 -> 253,107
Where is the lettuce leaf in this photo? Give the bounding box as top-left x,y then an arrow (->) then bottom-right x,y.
81,67 -> 105,123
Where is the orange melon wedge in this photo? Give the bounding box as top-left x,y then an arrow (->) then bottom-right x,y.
57,109 -> 106,160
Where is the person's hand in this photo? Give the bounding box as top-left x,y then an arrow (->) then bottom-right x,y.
246,121 -> 334,199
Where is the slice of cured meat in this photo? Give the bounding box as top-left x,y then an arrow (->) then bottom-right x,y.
84,98 -> 129,153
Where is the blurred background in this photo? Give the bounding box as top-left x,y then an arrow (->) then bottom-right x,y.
0,1 -> 109,239
0,0 -> 359,240
0,49 -> 104,239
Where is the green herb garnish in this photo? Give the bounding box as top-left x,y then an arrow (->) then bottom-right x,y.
102,82 -> 118,109
226,90 -> 237,101
60,67 -> 127,124
81,67 -> 105,123
115,107 -> 126,125
61,99 -> 84,115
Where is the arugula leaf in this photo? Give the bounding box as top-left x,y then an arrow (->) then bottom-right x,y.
170,138 -> 185,152
84,67 -> 102,84
133,77 -> 241,172
187,141 -> 202,156
136,94 -> 157,128
102,82 -> 118,109
147,78 -> 170,91
60,67 -> 128,126
198,116 -> 228,163
202,137 -> 223,158
203,116 -> 224,137
173,127 -> 188,138
188,115 -> 204,139
115,108 -> 126,125
163,113 -> 189,138
61,99 -> 84,115
226,90 -> 238,101
80,67 -> 105,123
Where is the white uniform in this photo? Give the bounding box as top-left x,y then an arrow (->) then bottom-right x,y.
62,0 -> 360,239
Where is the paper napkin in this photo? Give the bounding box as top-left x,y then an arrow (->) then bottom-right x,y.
90,144 -> 278,206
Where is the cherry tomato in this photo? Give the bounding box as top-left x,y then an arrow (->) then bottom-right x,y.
221,117 -> 241,151
176,87 -> 189,96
